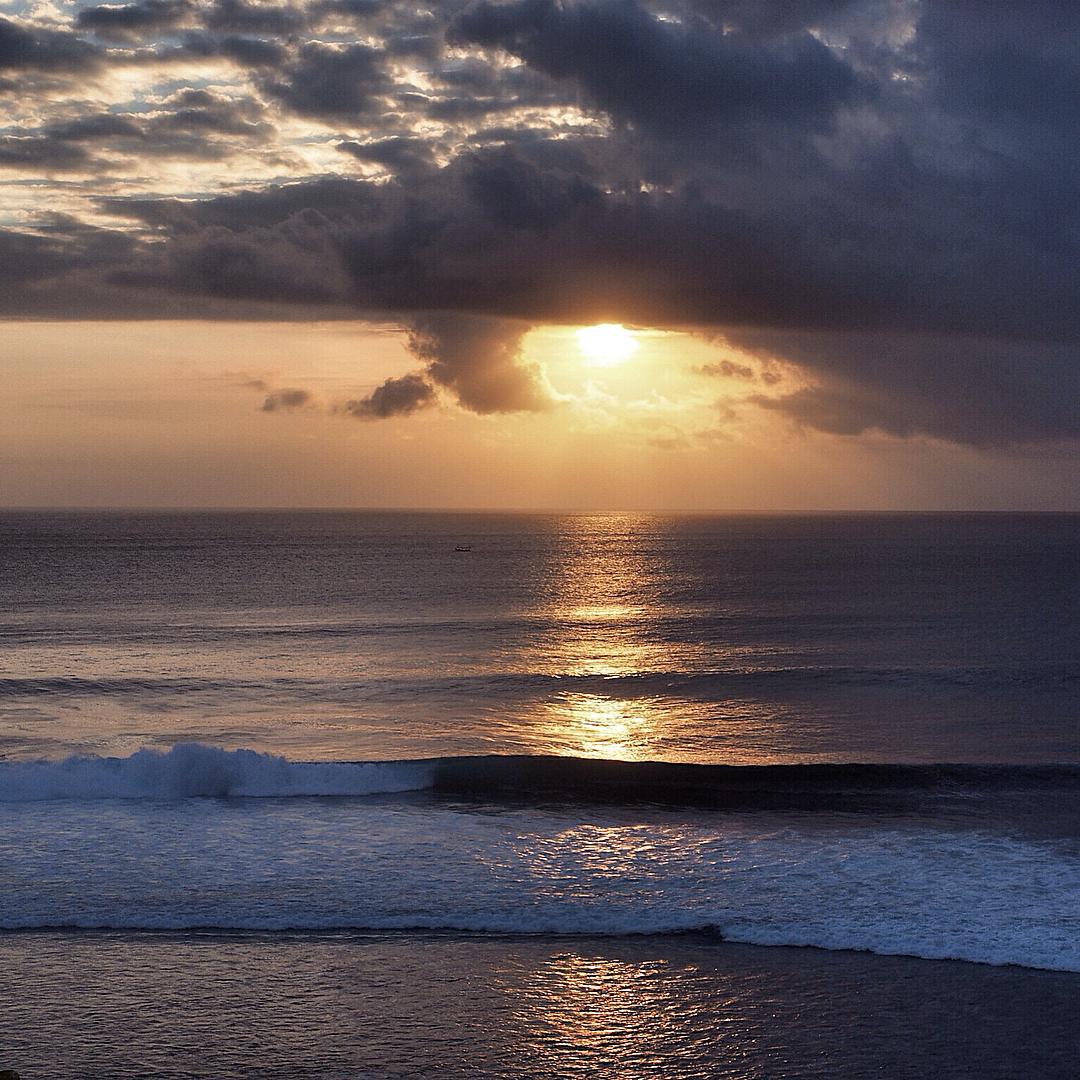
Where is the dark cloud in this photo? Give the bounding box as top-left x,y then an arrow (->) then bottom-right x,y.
260,387 -> 312,411
0,227 -> 97,283
681,1 -> 866,38
108,217 -> 349,304
0,16 -> 102,71
451,0 -> 865,140
3,1 -> 1080,445
739,330 -> 1080,448
165,31 -> 289,66
0,137 -> 92,171
204,0 -> 308,36
699,359 -> 756,381
337,135 -> 435,173
417,54 -> 565,119
99,176 -> 380,230
260,42 -> 389,119
343,372 -> 436,418
103,143 -> 1072,345
313,0 -> 384,17
47,114 -> 146,141
76,0 -> 195,40
381,31 -> 440,59
407,313 -> 552,414
0,93 -> 274,170
697,343 -> 784,384
0,218 -> 140,315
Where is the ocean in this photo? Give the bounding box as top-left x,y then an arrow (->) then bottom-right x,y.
1,510 -> 1078,1077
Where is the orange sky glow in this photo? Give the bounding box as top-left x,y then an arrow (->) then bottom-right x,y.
3,319 -> 1076,510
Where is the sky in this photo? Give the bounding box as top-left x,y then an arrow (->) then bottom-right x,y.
2,0 -> 1079,509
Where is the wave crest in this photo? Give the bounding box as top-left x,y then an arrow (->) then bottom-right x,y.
0,744 -> 434,801
3,745 -> 1077,808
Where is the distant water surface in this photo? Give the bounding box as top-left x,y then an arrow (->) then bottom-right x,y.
2,510 -> 1077,763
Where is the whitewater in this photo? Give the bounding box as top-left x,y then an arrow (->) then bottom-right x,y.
2,512 -> 1078,1001
2,744 -> 1077,973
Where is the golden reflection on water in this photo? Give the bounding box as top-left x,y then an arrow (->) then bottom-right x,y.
520,515 -> 713,760
541,693 -> 658,760
505,515 -> 825,764
503,950 -> 722,1075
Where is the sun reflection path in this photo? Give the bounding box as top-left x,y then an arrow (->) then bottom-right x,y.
502,950 -> 726,1076
518,516 -> 715,760
543,693 -> 659,761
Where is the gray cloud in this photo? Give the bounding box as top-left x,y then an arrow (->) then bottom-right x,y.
699,359 -> 761,383
738,330 -> 1080,447
2,1 -> 1080,445
406,313 -> 552,414
343,372 -> 436,418
204,0 -> 309,35
0,137 -> 92,171
260,42 -> 390,119
162,31 -> 289,66
260,387 -> 312,411
76,0 -> 195,40
450,0 -> 866,142
0,16 -> 102,72
1,92 -> 274,172
337,136 -> 436,174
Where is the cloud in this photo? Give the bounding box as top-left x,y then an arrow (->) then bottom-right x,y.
337,136 -> 435,174
0,137 -> 92,171
0,92 -> 277,172
407,313 -> 553,414
260,42 -> 390,119
450,0 -> 866,142
343,372 -> 436,418
162,31 -> 289,67
1,1 -> 1080,446
76,0 -> 196,40
260,387 -> 312,411
0,16 -> 103,72
738,330 -> 1080,447
204,0 -> 309,36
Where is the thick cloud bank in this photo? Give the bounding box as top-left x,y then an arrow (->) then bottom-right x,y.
2,1 -> 1079,443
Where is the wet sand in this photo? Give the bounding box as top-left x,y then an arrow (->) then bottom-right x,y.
0,931 -> 1076,1078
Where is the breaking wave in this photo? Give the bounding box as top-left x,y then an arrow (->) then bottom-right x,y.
2,744 -> 1077,810
0,744 -> 433,801
2,746 -> 1078,972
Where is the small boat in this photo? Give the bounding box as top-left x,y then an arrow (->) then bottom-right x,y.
454,544 -> 472,552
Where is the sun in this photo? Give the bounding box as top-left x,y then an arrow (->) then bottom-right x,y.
576,324 -> 640,367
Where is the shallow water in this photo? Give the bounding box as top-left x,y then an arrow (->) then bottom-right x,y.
1,932 -> 1077,1079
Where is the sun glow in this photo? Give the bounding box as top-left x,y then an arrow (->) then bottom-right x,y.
576,324 -> 640,367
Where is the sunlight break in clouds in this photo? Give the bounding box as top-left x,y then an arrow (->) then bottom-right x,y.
2,1 -> 1080,506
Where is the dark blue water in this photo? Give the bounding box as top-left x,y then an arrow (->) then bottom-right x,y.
0,512 -> 1077,974
2,510 -> 1077,763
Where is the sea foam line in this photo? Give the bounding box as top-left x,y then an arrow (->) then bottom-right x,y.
0,744 -> 434,801
3,743 -> 1078,804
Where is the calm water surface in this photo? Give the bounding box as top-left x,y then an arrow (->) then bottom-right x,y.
2,510 -> 1077,763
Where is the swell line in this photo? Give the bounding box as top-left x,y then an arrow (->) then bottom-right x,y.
2,744 -> 1077,808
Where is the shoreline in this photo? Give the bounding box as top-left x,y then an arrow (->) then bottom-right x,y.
1,924 -> 1078,975
2,930 -> 1077,1078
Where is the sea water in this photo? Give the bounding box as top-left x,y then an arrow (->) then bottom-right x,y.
1,512 -> 1078,1076
1,511 -> 1078,963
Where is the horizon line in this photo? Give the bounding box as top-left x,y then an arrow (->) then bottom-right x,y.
2,505 -> 1079,516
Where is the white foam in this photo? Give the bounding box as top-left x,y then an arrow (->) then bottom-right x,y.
1,783 -> 1077,972
0,744 -> 434,801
